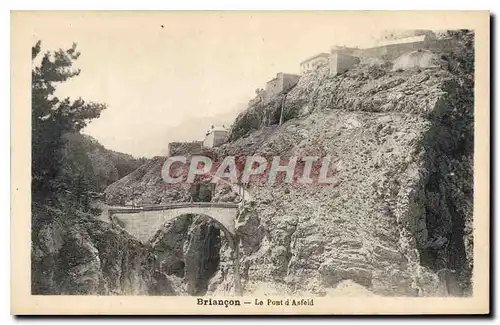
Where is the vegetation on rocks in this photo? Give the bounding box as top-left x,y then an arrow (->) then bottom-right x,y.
31,42 -> 151,295
32,30 -> 474,296
210,30 -> 474,296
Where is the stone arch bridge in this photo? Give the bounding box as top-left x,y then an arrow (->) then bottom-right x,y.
107,180 -> 249,296
108,202 -> 240,244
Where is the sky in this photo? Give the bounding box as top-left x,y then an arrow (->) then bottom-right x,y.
30,12 -> 392,158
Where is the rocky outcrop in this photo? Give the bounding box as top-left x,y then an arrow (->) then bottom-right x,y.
229,94 -> 287,142
209,110 -> 441,296
101,39 -> 473,297
150,215 -> 222,296
209,53 -> 472,296
104,156 -> 192,205
31,204 -> 178,295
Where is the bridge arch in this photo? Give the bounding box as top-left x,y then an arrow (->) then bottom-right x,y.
159,212 -> 238,249
109,203 -> 239,245
108,201 -> 244,296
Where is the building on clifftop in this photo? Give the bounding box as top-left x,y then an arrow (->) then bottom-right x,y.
355,35 -> 434,60
203,126 -> 229,148
300,53 -> 329,75
329,47 -> 361,77
264,72 -> 301,99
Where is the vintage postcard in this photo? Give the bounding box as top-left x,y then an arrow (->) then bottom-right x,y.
11,11 -> 490,315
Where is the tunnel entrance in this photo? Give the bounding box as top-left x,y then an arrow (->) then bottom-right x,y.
190,181 -> 216,202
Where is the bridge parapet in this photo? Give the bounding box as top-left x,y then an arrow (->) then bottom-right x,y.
140,202 -> 239,210
109,202 -> 239,216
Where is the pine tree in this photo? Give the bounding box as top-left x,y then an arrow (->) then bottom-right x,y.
31,41 -> 106,204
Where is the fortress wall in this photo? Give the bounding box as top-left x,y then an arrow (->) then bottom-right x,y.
300,56 -> 329,74
168,141 -> 203,156
282,73 -> 301,92
265,73 -> 301,99
203,133 -> 215,147
203,130 -> 229,148
265,76 -> 282,98
381,41 -> 429,60
211,130 -> 229,147
351,38 -> 455,62
427,38 -> 459,53
330,52 -> 361,76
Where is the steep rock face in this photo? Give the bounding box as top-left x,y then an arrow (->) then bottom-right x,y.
208,62 -> 472,296
103,155 -> 228,296
104,157 -> 192,205
229,95 -> 286,142
230,57 -> 455,142
150,215 -> 222,296
102,51 -> 472,297
31,205 -> 177,295
210,111 -> 439,296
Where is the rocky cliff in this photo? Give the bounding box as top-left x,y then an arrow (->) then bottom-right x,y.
86,35 -> 474,297
209,53 -> 473,296
31,203 -> 182,295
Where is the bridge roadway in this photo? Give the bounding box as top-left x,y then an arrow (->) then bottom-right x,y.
108,202 -> 240,244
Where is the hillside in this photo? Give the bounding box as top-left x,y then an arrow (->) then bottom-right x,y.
102,40 -> 473,296
31,203 -> 177,295
31,133 -> 155,295
34,31 -> 473,297
59,133 -> 147,193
